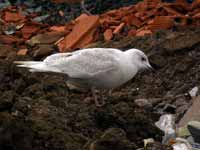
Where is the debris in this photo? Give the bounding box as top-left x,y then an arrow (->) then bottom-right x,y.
17,49 -> 28,56
3,11 -> 25,22
32,45 -> 54,58
148,16 -> 174,32
113,22 -> 125,34
144,138 -> 155,147
27,32 -> 65,46
21,23 -> 41,39
143,141 -> 173,150
1,0 -> 200,54
103,29 -> 113,41
0,44 -> 16,58
189,87 -> 199,97
136,29 -> 152,36
0,35 -> 22,44
3,23 -> 16,35
89,128 -> 135,150
155,114 -> 176,144
49,26 -> 66,32
172,138 -> 192,150
187,121 -> 200,143
57,15 -> 99,52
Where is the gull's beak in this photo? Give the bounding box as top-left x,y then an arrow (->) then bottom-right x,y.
147,63 -> 155,72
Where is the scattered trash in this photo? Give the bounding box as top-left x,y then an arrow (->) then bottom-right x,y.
189,87 -> 199,97
187,121 -> 200,143
17,49 -> 28,56
172,138 -> 192,150
155,114 -> 176,144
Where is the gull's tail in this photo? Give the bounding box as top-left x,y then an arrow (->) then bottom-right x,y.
14,61 -> 51,72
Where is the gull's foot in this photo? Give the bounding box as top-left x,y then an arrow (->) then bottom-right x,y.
84,88 -> 105,107
94,97 -> 105,107
83,96 -> 105,107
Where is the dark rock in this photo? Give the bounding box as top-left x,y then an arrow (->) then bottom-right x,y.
0,91 -> 14,111
32,44 -> 55,58
0,112 -> 34,150
146,142 -> 173,150
134,99 -> 153,110
90,128 -> 136,150
27,32 -> 65,46
187,121 -> 200,143
0,44 -> 16,59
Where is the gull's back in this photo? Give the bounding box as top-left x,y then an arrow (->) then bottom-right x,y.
44,48 -> 132,89
15,48 -> 138,89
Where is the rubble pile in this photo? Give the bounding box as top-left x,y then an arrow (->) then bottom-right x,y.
0,0 -> 200,56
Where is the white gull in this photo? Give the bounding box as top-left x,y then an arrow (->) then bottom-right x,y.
14,48 -> 153,106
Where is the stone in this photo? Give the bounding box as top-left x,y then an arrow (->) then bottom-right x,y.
187,121 -> 200,143
0,91 -> 14,111
27,32 -> 65,46
90,128 -> 135,150
32,44 -> 54,57
134,98 -> 153,109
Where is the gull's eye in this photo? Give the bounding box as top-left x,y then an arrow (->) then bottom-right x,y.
141,57 -> 146,62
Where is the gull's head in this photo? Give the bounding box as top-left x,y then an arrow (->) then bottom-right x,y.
126,48 -> 153,71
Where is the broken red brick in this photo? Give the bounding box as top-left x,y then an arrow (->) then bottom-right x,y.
74,27 -> 98,48
136,29 -> 152,36
4,11 -> 25,22
143,0 -> 161,9
191,0 -> 200,9
128,29 -> 136,36
49,26 -> 67,32
17,49 -> 28,56
21,23 -> 41,39
103,29 -> 113,41
113,22 -> 125,34
0,35 -> 23,44
148,16 -> 174,32
135,2 -> 148,12
163,6 -> 185,17
58,15 -> 100,52
192,12 -> 200,18
123,14 -> 142,27
75,13 -> 89,21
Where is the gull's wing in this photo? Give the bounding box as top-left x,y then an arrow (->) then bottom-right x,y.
44,48 -> 121,79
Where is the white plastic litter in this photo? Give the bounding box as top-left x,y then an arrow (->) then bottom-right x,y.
155,114 -> 176,144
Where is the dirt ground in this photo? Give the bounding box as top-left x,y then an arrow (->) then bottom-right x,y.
0,27 -> 200,150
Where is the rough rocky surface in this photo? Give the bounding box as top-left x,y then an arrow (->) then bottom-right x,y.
1,27 -> 200,149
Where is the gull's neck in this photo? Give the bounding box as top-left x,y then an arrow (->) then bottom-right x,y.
123,50 -> 140,77
124,49 -> 140,67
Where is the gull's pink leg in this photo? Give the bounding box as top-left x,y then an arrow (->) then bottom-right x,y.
91,87 -> 105,107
